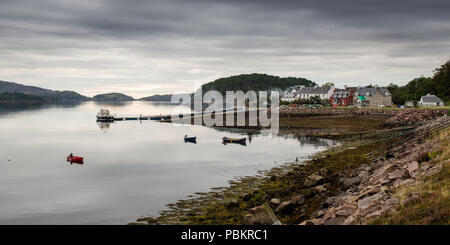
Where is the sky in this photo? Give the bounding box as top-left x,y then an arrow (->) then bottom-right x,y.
0,0 -> 449,98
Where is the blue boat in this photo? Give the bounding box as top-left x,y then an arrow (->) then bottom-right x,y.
222,137 -> 246,145
184,135 -> 197,143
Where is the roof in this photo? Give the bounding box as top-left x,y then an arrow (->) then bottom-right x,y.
421,94 -> 444,103
332,89 -> 352,98
298,86 -> 333,95
355,87 -> 391,97
358,96 -> 366,101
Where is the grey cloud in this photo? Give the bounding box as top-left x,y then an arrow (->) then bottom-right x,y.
0,0 -> 449,97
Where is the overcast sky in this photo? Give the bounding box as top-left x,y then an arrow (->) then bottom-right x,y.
0,0 -> 449,97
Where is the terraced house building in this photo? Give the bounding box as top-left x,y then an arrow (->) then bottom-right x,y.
294,85 -> 335,100
353,86 -> 392,107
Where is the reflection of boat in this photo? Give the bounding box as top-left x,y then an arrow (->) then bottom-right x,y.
97,121 -> 111,131
184,135 -> 197,144
222,137 -> 246,145
97,109 -> 114,121
67,155 -> 84,164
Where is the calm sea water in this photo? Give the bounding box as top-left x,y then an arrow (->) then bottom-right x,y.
0,101 -> 336,224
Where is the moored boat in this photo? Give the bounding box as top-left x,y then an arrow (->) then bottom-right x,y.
97,109 -> 114,121
67,155 -> 84,164
184,135 -> 197,143
222,137 -> 246,144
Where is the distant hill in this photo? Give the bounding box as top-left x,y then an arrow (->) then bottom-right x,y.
140,94 -> 173,101
139,93 -> 192,102
201,73 -> 316,94
0,92 -> 47,103
93,93 -> 134,101
388,60 -> 450,105
0,80 -> 90,101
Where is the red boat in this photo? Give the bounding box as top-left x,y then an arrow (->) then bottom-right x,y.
67,155 -> 84,164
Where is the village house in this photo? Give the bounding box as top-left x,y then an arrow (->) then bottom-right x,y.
281,85 -> 304,102
418,94 -> 445,107
294,85 -> 335,100
353,86 -> 392,107
330,86 -> 356,106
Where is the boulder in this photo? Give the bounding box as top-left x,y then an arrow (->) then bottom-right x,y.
276,201 -> 291,213
299,220 -> 315,225
304,174 -> 324,187
291,194 -> 306,205
343,176 -> 362,188
314,185 -> 327,193
342,215 -> 356,225
243,206 -> 273,225
406,161 -> 419,174
370,164 -> 395,182
270,198 -> 281,205
388,169 -> 408,180
357,192 -> 384,210
275,195 -> 305,213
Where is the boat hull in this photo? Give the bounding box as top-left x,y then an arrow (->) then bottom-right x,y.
184,137 -> 197,143
222,137 -> 246,145
67,156 -> 84,164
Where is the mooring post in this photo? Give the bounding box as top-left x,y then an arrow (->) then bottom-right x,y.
263,202 -> 281,225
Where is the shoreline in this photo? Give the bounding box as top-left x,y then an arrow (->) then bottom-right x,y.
130,108 -> 449,225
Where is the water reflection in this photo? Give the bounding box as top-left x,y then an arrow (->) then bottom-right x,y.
0,101 -> 337,225
0,101 -> 84,117
97,121 -> 112,131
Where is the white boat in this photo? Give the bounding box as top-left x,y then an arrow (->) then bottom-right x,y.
96,109 -> 114,121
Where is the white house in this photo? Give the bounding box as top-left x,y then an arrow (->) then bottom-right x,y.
294,85 -> 335,100
419,94 -> 444,107
281,85 -> 304,102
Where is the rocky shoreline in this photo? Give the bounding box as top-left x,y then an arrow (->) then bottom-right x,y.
297,116 -> 449,225
132,108 -> 449,225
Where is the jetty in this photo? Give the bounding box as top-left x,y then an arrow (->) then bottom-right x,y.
96,108 -> 244,122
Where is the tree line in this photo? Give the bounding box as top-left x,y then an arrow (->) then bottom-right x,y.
388,60 -> 450,105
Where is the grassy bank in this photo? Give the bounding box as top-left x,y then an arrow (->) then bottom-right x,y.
368,126 -> 450,225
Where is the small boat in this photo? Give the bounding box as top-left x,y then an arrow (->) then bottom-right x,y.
67,155 -> 84,164
222,137 -> 246,145
184,135 -> 197,143
96,109 -> 114,122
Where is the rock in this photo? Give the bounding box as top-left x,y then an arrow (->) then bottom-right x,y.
335,207 -> 355,217
370,164 -> 395,182
357,192 -> 384,210
323,216 -> 346,225
310,210 -> 324,219
424,165 -> 441,177
366,210 -> 383,219
342,215 -> 356,225
388,169 -> 408,180
243,206 -> 273,225
291,194 -> 305,205
270,198 -> 281,205
276,201 -> 291,213
343,176 -> 362,188
420,162 -> 431,171
314,184 -> 327,193
392,178 -> 414,188
299,220 -> 315,225
406,161 -> 419,174
382,197 -> 400,211
276,195 -> 305,213
304,174 -> 324,187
